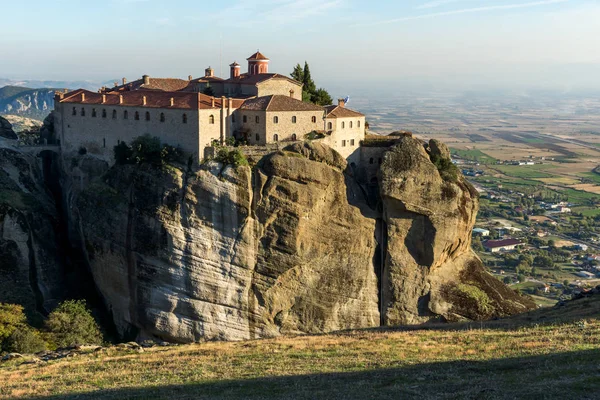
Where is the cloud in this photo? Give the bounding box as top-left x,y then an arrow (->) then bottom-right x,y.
357,0 -> 570,27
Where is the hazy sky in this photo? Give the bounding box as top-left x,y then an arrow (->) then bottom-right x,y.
1,0 -> 599,91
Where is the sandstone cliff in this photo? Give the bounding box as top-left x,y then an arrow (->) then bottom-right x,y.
64,139 -> 534,342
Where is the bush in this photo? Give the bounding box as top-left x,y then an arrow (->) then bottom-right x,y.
46,300 -> 102,348
114,141 -> 134,165
430,152 -> 459,182
6,327 -> 46,354
115,135 -> 184,166
215,148 -> 248,167
0,303 -> 27,350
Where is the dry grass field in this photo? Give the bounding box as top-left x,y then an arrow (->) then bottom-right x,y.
1,296 -> 600,400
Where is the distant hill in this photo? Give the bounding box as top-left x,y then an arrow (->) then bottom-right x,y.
0,85 -> 58,121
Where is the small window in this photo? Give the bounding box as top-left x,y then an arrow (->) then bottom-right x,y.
369,158 -> 374,165
92,108 -> 97,117
255,116 -> 259,124
311,116 -> 317,123
209,115 -> 215,124
124,110 -> 128,119
102,109 -> 107,118
358,121 -> 361,128
112,110 -> 117,119
243,115 -> 247,123
341,122 -> 345,129
273,116 -> 279,124
183,114 -> 188,124
291,133 -> 297,141
135,111 -> 140,120
342,140 -> 346,147
350,121 -> 353,128
160,113 -> 165,122
72,107 -> 77,116
292,116 -> 297,123
350,139 -> 355,146
145,111 -> 150,121
273,134 -> 279,142
81,108 -> 85,116
255,133 -> 260,141
327,122 -> 332,130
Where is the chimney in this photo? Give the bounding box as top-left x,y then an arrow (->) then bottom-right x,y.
122,77 -> 127,85
211,97 -> 215,107
230,62 -> 241,79
114,81 -> 119,87
228,97 -> 233,109
81,93 -> 86,102
205,67 -> 214,77
143,75 -> 150,85
102,94 -> 106,103
142,95 -> 147,106
221,96 -> 226,110
170,97 -> 174,107
338,98 -> 345,108
119,95 -> 124,105
188,75 -> 193,81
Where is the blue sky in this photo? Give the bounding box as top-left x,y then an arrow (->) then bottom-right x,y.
1,0 -> 598,91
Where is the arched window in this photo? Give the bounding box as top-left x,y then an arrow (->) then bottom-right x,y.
160,113 -> 165,122
102,109 -> 107,118
273,116 -> 279,124
112,110 -> 117,119
291,133 -> 297,141
350,121 -> 353,128
72,107 -> 77,116
341,121 -> 345,129
369,158 -> 374,164
209,115 -> 215,124
311,116 -> 317,123
145,111 -> 150,121
358,120 -> 361,128
124,110 -> 128,119
255,116 -> 259,123
81,108 -> 85,116
327,122 -> 332,130
182,114 -> 188,124
92,108 -> 97,118
135,111 -> 140,120
255,133 -> 260,141
243,115 -> 247,123
292,116 -> 297,123
273,134 -> 279,142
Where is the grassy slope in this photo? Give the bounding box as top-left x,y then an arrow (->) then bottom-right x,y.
1,296 -> 600,400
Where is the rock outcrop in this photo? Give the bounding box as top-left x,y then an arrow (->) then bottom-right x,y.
67,139 -> 533,342
379,137 -> 535,324
0,116 -> 18,140
0,147 -> 64,318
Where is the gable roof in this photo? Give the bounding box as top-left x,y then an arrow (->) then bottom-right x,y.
324,105 -> 365,119
484,239 -> 522,249
223,73 -> 302,87
240,95 -> 324,112
59,89 -> 245,110
108,77 -> 191,93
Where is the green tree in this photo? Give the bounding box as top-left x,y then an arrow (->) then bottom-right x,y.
46,300 -> 102,348
114,141 -> 133,165
0,304 -> 27,349
290,64 -> 304,82
6,327 -> 46,354
313,88 -> 333,106
302,62 -> 316,95
202,84 -> 215,97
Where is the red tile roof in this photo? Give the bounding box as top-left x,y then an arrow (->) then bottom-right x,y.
240,95 -> 324,112
108,77 -> 191,93
223,73 -> 301,86
324,105 -> 365,119
247,51 -> 269,61
59,89 -> 245,110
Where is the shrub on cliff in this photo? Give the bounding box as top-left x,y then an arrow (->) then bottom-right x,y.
215,147 -> 249,167
0,303 -> 27,349
0,303 -> 47,353
430,152 -> 459,182
46,300 -> 102,348
114,135 -> 183,166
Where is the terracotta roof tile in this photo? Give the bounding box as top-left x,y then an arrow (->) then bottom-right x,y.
223,73 -> 301,86
109,77 -> 191,93
324,105 -> 365,119
247,51 -> 269,60
240,95 -> 324,112
60,89 -> 245,110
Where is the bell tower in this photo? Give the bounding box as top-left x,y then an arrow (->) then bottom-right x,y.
247,50 -> 269,76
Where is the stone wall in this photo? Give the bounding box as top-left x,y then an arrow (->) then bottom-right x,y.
257,79 -> 302,101
322,116 -> 365,164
